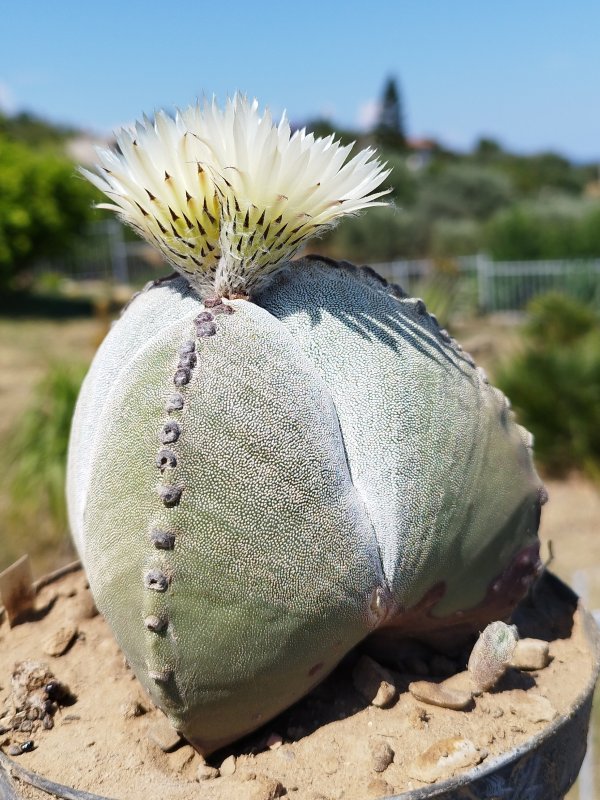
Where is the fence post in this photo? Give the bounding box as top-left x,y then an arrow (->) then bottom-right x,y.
476,253 -> 492,313
108,220 -> 129,284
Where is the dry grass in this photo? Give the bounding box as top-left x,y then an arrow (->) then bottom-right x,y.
0,316 -> 106,576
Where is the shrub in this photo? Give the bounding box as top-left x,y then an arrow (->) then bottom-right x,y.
497,293 -> 600,479
1,363 -> 86,572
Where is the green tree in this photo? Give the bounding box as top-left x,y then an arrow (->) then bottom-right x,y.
0,136 -> 99,288
419,163 -> 513,222
374,77 -> 406,151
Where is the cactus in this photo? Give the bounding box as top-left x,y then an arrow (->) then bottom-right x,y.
468,621 -> 519,692
67,96 -> 544,754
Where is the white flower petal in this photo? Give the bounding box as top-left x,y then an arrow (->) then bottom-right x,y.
83,94 -> 390,296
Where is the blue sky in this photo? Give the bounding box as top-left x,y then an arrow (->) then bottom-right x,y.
1,0 -> 599,160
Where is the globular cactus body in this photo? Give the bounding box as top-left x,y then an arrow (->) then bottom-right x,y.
68,96 -> 543,753
68,258 -> 542,752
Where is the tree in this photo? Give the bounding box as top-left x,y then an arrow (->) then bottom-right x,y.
374,77 -> 406,151
0,136 -> 100,288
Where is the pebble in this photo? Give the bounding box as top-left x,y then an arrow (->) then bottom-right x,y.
369,738 -> 394,772
245,776 -> 286,800
74,591 -> 98,621
406,737 -> 485,784
196,764 -> 220,781
168,744 -> 196,774
147,715 -> 183,752
220,754 -> 237,776
408,680 -> 473,710
367,777 -> 393,798
42,624 -> 78,657
508,691 -> 557,723
440,670 -> 477,695
352,655 -> 397,708
266,732 -> 283,749
510,639 -> 551,671
8,740 -> 34,756
320,753 -> 340,775
120,700 -> 147,719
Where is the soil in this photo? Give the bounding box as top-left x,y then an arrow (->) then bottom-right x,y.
0,567 -> 595,800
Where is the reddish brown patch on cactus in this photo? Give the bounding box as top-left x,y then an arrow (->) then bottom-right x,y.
368,542 -> 542,652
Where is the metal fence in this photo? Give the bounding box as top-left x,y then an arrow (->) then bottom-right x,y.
374,254 -> 600,312
39,221 -> 600,313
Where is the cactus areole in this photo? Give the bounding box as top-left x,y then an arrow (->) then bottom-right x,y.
67,96 -> 544,754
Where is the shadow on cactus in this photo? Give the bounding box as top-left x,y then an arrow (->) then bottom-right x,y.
68,95 -> 545,755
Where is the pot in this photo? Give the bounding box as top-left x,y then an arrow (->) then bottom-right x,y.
0,570 -> 597,800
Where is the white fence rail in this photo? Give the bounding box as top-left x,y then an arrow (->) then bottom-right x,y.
39,222 -> 600,313
374,254 -> 600,312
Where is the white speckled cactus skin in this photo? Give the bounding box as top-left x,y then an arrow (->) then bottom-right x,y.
67,256 -> 543,754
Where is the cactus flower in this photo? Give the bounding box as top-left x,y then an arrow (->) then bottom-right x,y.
68,95 -> 544,754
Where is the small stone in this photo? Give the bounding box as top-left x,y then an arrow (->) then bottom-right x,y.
75,591 -> 98,620
196,764 -> 220,781
246,776 -> 286,800
367,778 -> 393,798
220,754 -> 237,776
7,744 -> 22,756
148,715 -> 183,752
442,670 -> 477,695
408,680 -> 473,710
168,744 -> 196,774
121,700 -> 147,719
320,753 -> 340,775
369,739 -> 394,772
266,732 -> 283,749
352,655 -> 397,708
510,639 -> 551,671
43,624 -> 78,657
508,691 -> 557,723
406,738 -> 485,784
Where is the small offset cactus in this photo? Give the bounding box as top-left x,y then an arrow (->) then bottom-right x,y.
468,621 -> 519,692
68,96 -> 544,754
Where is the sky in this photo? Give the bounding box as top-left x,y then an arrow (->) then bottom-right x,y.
1,0 -> 599,161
